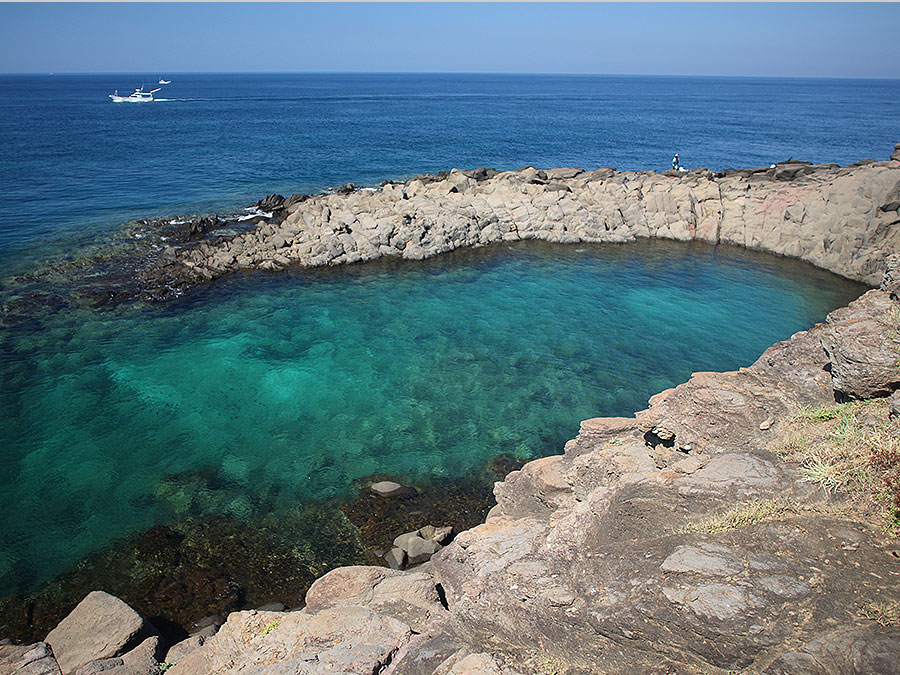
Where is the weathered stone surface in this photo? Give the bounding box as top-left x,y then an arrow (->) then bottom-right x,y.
72,637 -> 160,675
303,566 -> 446,631
0,643 -> 62,675
167,607 -> 411,675
163,635 -> 205,667
44,592 -> 156,675
760,624 -> 900,674
820,289 -> 900,399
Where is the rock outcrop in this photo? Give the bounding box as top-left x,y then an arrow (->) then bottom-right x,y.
141,151 -> 900,300
4,150 -> 900,674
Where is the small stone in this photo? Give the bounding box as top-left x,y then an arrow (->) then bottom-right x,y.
384,547 -> 407,570
759,416 -> 774,431
393,531 -> 421,551
406,537 -> 442,565
190,615 -> 224,634
370,481 -> 404,497
417,525 -> 437,541
889,390 -> 900,420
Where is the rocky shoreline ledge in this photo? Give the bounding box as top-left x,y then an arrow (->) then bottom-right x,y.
129,143 -> 900,304
3,148 -> 900,673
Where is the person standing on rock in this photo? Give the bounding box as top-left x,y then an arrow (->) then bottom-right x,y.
672,153 -> 680,171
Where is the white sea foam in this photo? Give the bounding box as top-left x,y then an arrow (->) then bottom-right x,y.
168,219 -> 188,225
238,210 -> 272,221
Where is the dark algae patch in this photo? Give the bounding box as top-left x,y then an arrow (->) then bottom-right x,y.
0,502 -> 366,644
0,456 -> 519,644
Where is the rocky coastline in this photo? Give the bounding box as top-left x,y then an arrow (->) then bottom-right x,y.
129,143 -> 900,305
3,147 -> 900,674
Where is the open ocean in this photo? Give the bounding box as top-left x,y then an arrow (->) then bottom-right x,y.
0,74 -> 895,620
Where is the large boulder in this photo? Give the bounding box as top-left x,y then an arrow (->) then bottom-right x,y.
820,290 -> 900,399
167,607 -> 411,674
44,591 -> 157,675
0,642 -> 62,675
304,566 -> 446,631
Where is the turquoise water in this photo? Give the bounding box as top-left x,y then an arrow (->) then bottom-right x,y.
0,240 -> 866,595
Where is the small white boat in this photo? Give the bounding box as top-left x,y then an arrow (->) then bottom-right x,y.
109,86 -> 161,103
158,79 -> 171,85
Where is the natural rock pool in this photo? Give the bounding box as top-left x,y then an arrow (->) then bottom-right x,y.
0,239 -> 866,609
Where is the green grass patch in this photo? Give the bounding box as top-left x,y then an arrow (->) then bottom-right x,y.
261,619 -> 282,637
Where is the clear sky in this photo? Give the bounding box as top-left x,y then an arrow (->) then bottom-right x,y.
1,2 -> 899,78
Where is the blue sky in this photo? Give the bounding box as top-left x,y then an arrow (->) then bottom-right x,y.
1,3 -> 899,78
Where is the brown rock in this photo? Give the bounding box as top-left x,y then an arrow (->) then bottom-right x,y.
304,566 -> 446,631
820,290 -> 900,399
72,636 -> 160,675
44,592 -> 156,675
0,643 -> 62,675
167,607 -> 411,675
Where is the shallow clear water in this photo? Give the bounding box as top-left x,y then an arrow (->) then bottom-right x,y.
0,240 -> 866,595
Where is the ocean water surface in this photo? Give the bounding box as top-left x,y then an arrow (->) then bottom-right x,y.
0,74 -> 892,607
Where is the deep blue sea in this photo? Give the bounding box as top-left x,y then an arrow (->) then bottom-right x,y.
0,74 -> 894,606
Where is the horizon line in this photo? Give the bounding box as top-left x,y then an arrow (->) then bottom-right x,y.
2,71 -> 899,81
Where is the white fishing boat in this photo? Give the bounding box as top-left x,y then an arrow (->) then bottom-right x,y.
158,78 -> 171,85
109,86 -> 161,103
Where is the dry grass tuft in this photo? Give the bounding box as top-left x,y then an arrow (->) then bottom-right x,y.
680,499 -> 789,534
859,600 -> 900,626
777,399 -> 900,533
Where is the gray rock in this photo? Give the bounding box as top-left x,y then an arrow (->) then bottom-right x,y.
892,142 -> 900,162
385,547 -> 407,570
0,642 -> 62,675
394,530 -> 421,551
660,544 -> 743,576
189,615 -> 224,634
390,634 -> 464,675
45,591 -> 156,675
891,390 -> 900,421
303,565 -> 446,631
429,525 -> 453,544
406,536 -> 442,565
370,480 -> 405,497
